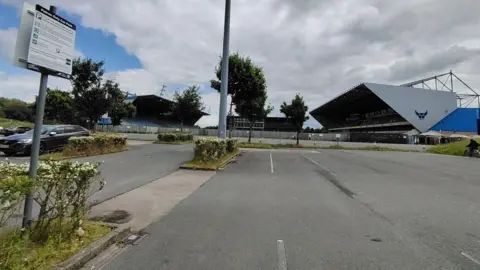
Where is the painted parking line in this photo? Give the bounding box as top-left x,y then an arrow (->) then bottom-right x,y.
461,251 -> 480,266
277,240 -> 287,270
270,152 -> 274,174
301,154 -> 337,177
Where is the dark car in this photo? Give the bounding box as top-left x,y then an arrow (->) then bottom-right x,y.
0,125 -> 89,156
0,126 -> 32,136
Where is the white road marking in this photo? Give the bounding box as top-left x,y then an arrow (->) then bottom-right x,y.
277,240 -> 287,270
301,154 -> 337,176
461,251 -> 480,266
270,152 -> 274,173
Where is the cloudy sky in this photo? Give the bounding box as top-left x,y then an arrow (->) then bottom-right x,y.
0,0 -> 480,127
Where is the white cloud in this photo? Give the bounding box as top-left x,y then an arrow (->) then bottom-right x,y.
0,71 -> 72,102
1,0 -> 480,128
0,28 -> 17,62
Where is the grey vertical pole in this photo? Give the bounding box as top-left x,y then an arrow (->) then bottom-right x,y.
218,0 -> 231,138
22,5 -> 56,229
450,70 -> 453,92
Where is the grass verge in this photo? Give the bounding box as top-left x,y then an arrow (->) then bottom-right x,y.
239,142 -> 419,152
0,118 -> 33,128
0,222 -> 110,270
427,138 -> 476,156
41,145 -> 127,160
181,149 -> 240,171
154,140 -> 193,145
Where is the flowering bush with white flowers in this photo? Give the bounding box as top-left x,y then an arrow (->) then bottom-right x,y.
0,175 -> 32,227
194,137 -> 238,162
0,160 -> 104,241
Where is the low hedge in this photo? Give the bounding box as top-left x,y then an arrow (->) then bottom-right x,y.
194,137 -> 238,162
226,139 -> 238,152
65,134 -> 127,155
157,133 -> 194,142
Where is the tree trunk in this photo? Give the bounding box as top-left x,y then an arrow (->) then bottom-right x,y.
248,122 -> 253,143
296,130 -> 300,146
228,101 -> 233,138
180,121 -> 184,133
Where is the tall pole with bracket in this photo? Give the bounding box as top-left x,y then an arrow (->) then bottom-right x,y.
22,5 -> 57,229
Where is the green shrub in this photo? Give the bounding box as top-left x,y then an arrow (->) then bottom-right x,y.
67,136 -> 95,151
157,133 -> 193,142
0,160 -> 103,242
65,134 -> 127,155
226,139 -> 238,152
194,137 -> 228,162
0,175 -> 33,227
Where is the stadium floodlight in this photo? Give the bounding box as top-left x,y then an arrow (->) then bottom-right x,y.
218,0 -> 231,138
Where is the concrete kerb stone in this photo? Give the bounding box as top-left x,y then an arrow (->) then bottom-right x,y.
54,226 -> 131,270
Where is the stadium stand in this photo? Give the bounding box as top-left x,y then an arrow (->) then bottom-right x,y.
120,94 -> 208,127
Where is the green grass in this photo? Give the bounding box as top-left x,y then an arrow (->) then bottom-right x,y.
0,118 -> 34,128
0,222 -> 110,270
182,149 -> 240,170
239,142 -> 419,152
154,140 -> 193,145
427,138 -> 476,156
41,145 -> 127,160
238,142 -> 321,149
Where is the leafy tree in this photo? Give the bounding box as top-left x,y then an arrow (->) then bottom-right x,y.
280,94 -> 309,145
1,98 -> 33,122
233,62 -> 273,142
211,53 -> 257,137
71,58 -> 104,96
33,89 -> 74,123
71,58 -> 123,128
108,90 -> 136,126
171,85 -> 205,132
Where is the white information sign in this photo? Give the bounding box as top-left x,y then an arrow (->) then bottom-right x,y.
27,4 -> 76,77
336,134 -> 341,139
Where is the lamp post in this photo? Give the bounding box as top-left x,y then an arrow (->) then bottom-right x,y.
218,0 -> 231,138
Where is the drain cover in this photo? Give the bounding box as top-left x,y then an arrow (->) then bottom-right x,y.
90,209 -> 132,224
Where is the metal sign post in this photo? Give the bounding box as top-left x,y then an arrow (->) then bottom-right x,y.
22,5 -> 57,229
14,3 -> 76,229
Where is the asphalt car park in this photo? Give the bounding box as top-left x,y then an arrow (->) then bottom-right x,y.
104,148 -> 480,270
2,142 -> 193,225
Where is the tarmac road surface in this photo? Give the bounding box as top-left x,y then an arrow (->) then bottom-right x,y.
103,149 -> 480,269
2,142 -> 193,225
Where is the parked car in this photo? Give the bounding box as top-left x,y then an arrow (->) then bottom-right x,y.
0,126 -> 32,136
0,125 -> 89,156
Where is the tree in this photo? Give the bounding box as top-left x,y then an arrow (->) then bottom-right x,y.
71,58 -> 122,128
233,61 -> 273,142
109,91 -> 136,126
102,80 -> 135,126
171,85 -> 205,132
281,94 -> 309,146
35,89 -> 74,123
1,98 -> 33,122
211,53 -> 257,137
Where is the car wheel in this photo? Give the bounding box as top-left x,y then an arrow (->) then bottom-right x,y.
39,142 -> 46,155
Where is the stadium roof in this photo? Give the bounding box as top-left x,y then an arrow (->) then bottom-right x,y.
310,83 -> 457,132
133,94 -> 209,116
